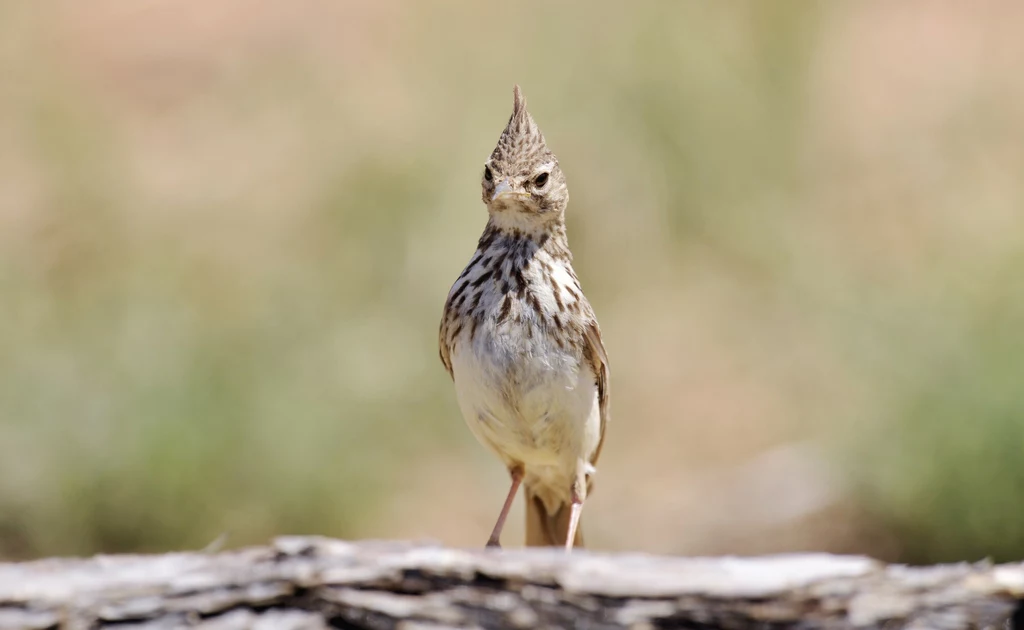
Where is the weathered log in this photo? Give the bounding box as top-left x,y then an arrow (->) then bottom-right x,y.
0,536 -> 1021,629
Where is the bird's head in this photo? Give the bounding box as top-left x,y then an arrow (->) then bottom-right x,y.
481,85 -> 568,222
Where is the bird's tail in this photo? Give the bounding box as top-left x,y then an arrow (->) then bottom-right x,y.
524,485 -> 583,548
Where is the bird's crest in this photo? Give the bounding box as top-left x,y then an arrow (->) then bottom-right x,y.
510,84 -> 528,130
491,85 -> 554,171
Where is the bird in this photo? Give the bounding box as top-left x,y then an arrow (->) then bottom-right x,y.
438,85 -> 609,552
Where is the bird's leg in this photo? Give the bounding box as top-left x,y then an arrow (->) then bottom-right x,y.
565,461 -> 587,553
486,465 -> 524,549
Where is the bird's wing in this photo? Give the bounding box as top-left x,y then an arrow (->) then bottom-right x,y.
438,315 -> 454,379
584,319 -> 609,466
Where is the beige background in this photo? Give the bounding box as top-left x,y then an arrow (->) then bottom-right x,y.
1,1 -> 1022,563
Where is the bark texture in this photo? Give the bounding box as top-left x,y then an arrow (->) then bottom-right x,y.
1,536 -> 1022,629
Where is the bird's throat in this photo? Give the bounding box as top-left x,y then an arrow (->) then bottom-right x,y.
486,204 -> 562,241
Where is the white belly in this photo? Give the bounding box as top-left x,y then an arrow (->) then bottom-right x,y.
450,319 -> 601,498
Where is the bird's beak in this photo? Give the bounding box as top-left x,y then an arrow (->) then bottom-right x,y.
491,179 -> 525,202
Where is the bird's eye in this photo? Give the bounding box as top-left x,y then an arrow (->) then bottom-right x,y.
534,172 -> 549,187
484,166 -> 493,182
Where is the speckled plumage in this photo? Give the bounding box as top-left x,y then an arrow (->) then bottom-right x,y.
439,86 -> 609,551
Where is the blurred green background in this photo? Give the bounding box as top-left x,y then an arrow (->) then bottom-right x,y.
1,1 -> 1023,564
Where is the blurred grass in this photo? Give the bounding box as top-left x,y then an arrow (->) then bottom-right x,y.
835,254 -> 1024,563
0,0 -> 1023,562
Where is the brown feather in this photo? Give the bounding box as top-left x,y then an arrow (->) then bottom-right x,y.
584,320 -> 610,468
525,485 -> 584,548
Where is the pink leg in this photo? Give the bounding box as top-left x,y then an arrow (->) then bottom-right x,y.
565,462 -> 587,552
486,466 -> 523,549
564,486 -> 584,553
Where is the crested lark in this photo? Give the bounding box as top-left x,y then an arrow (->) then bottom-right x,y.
439,86 -> 609,551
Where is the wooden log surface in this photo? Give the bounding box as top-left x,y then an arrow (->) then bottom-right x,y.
0,536 -> 1022,629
